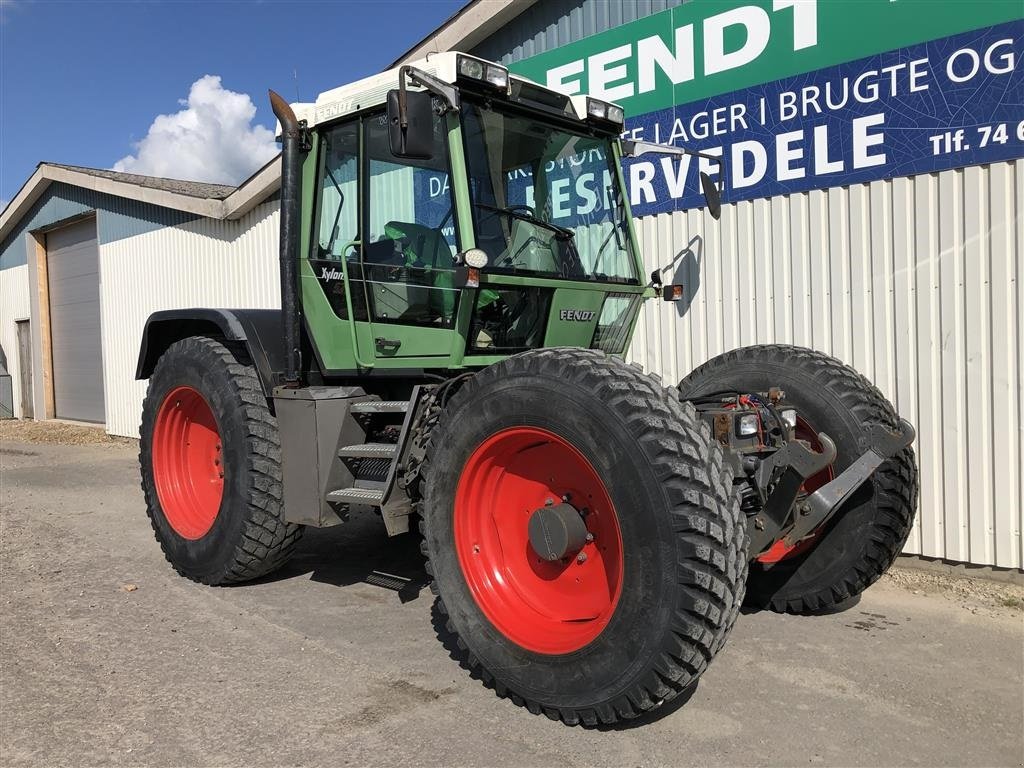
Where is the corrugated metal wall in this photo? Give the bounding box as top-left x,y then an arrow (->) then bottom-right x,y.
625,160 -> 1023,569
97,201 -> 282,438
473,0 -> 688,64
0,265 -> 31,418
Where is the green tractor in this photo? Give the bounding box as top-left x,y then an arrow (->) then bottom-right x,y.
136,53 -> 918,726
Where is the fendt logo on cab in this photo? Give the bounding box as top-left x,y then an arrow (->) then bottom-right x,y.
559,309 -> 597,322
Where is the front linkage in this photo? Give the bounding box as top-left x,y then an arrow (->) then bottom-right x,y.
397,373 -> 915,568
690,391 -> 915,562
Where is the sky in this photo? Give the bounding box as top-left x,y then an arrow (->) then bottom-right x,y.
0,0 -> 466,205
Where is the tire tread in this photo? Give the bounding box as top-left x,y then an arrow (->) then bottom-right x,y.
679,344 -> 918,614
419,348 -> 748,725
139,336 -> 302,585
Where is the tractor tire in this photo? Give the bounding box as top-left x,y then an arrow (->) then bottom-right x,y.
139,336 -> 302,585
677,344 -> 918,614
418,348 -> 747,726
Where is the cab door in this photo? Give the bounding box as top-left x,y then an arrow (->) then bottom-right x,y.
358,110 -> 461,361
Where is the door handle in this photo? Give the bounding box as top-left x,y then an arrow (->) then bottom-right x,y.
375,337 -> 401,353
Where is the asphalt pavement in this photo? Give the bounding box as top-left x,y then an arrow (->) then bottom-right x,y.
1,439 -> 1021,767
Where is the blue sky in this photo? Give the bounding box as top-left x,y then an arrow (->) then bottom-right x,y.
0,0 -> 466,204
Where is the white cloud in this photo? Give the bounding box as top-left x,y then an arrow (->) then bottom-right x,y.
113,75 -> 278,186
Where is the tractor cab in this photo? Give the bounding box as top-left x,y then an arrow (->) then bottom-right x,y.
289,53 -> 713,373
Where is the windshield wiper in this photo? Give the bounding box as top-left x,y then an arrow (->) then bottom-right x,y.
475,203 -> 576,241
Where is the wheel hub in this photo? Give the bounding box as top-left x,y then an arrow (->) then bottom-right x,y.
151,385 -> 224,540
454,426 -> 623,655
527,501 -> 589,562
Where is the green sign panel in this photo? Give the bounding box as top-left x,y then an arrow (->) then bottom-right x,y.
510,0 -> 1021,117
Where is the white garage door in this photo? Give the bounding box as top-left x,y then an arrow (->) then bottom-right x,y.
47,218 -> 105,423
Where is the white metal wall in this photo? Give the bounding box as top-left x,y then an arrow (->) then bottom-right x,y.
0,264 -> 31,418
627,160 -> 1023,570
97,201 -> 282,439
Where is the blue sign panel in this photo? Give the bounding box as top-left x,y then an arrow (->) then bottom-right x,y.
622,21 -> 1024,215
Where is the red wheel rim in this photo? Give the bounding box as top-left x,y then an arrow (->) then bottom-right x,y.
454,427 -> 624,655
152,386 -> 224,540
757,415 -> 835,564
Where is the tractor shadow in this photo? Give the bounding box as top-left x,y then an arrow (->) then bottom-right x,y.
739,593 -> 863,616
248,509 -> 430,603
653,234 -> 703,318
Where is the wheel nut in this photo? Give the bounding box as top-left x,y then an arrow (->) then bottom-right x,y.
576,552 -> 587,563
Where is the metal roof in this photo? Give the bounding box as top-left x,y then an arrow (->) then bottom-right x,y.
46,164 -> 237,200
0,157 -> 282,243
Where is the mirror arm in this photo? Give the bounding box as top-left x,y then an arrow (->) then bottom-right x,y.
398,65 -> 460,130
621,140 -> 724,193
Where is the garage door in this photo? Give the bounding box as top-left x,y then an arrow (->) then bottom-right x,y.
47,218 -> 105,423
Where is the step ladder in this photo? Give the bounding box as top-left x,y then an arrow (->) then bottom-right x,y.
324,393 -> 420,535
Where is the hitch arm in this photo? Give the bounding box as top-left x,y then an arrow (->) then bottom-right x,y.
748,434 -> 837,555
780,419 -> 916,548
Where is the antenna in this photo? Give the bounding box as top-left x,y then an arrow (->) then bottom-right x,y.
293,68 -> 300,103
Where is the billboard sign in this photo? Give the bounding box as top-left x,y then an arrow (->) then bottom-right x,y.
507,0 -> 1024,216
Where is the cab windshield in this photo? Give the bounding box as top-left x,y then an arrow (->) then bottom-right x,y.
462,102 -> 639,284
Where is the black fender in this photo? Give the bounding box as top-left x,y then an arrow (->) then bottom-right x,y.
136,309 -> 287,397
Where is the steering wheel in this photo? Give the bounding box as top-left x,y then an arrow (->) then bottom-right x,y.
474,203 -> 537,220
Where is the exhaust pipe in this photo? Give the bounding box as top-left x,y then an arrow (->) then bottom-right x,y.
269,90 -> 304,386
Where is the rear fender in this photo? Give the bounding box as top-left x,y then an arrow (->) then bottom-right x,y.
136,309 -> 285,398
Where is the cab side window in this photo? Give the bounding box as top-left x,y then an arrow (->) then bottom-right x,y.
311,120 -> 366,320
315,121 -> 359,258
363,110 -> 459,328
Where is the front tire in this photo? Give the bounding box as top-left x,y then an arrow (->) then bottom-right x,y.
139,336 -> 302,585
678,345 -> 918,614
420,348 -> 747,725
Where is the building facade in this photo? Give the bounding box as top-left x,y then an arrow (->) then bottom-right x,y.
0,164 -> 281,437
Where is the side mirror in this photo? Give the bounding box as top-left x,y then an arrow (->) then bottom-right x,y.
699,172 -> 722,220
387,89 -> 434,159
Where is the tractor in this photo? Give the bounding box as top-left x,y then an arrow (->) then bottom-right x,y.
135,53 -> 918,726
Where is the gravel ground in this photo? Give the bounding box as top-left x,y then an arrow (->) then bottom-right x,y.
1,427 -> 1022,767
882,566 -> 1023,617
0,419 -> 134,446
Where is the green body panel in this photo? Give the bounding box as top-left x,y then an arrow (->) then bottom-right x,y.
543,289 -> 606,347
298,101 -> 649,373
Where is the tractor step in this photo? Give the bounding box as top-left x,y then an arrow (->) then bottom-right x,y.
326,487 -> 385,507
351,400 -> 409,414
364,571 -> 413,591
338,442 -> 398,459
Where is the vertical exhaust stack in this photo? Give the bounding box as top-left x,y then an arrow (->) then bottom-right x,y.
269,90 -> 304,386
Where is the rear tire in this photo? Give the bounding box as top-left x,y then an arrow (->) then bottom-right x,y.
678,344 -> 918,614
139,336 -> 302,585
419,348 -> 747,725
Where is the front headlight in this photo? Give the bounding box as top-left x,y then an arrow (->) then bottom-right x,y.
456,55 -> 509,92
736,413 -> 760,437
485,64 -> 508,89
458,56 -> 485,80
586,97 -> 624,126
780,408 -> 797,430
